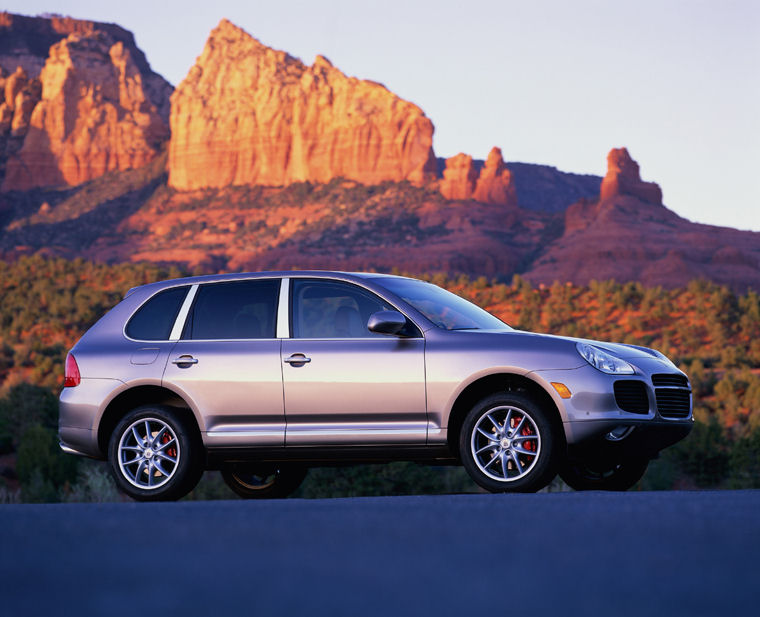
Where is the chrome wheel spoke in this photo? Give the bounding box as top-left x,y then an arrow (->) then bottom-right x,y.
513,444 -> 537,456
486,413 -> 502,432
511,415 -> 526,435
153,459 -> 173,478
143,420 -> 152,443
156,437 -> 176,452
475,443 -> 498,455
131,426 -> 144,446
511,453 -> 524,475
500,452 -> 509,478
152,426 -> 167,447
476,427 -> 499,442
155,451 -> 177,463
123,456 -> 142,466
483,451 -> 501,470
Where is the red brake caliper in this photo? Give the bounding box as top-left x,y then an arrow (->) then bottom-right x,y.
161,433 -> 177,458
511,414 -> 535,452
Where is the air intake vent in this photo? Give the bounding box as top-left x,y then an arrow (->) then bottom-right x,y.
614,380 -> 649,414
652,374 -> 689,388
655,389 -> 691,418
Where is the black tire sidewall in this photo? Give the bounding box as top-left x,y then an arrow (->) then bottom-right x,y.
559,458 -> 649,491
459,392 -> 559,493
221,465 -> 307,499
108,405 -> 202,501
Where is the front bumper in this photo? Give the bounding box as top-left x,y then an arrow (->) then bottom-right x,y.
530,358 -> 693,459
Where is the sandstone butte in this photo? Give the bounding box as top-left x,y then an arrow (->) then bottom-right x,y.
168,19 -> 438,191
439,146 -> 517,206
599,146 -> 662,205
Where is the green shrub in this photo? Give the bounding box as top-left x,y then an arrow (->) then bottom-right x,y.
16,424 -> 79,499
0,383 -> 58,453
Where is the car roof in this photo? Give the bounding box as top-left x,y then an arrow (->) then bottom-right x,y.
124,270 -> 413,297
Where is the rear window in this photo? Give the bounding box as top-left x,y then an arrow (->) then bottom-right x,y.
125,286 -> 188,340
186,279 -> 279,340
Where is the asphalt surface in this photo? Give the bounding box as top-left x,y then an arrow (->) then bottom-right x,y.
1,491 -> 759,617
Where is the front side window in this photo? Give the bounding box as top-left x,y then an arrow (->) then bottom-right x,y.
126,286 -> 188,340
292,279 -> 409,339
185,279 -> 279,340
374,277 -> 511,331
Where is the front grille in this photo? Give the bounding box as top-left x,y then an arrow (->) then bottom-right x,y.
655,389 -> 691,418
614,380 -> 649,414
652,374 -> 689,388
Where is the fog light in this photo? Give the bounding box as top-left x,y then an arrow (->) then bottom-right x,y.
605,426 -> 634,442
551,382 -> 572,399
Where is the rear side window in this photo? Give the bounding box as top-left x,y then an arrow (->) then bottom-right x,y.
125,286 -> 188,340
187,279 -> 279,340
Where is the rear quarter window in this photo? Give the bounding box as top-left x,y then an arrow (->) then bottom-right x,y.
125,286 -> 188,340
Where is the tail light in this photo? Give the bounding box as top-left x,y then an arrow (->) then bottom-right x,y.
64,353 -> 81,387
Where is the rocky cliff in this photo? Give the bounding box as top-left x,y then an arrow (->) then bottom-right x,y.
0,13 -> 171,191
168,19 -> 437,191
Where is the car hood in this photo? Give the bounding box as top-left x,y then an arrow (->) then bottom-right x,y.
465,328 -> 666,360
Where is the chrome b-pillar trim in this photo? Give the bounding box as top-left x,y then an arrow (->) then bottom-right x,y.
277,278 -> 290,339
169,284 -> 199,341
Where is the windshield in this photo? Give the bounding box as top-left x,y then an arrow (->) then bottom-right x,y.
375,277 -> 511,331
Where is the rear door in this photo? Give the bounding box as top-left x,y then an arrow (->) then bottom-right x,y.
162,278 -> 284,447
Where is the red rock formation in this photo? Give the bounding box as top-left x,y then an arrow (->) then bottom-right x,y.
439,153 -> 478,200
2,31 -> 168,191
440,146 -> 517,206
0,12 -> 171,120
599,147 -> 662,204
168,19 -> 437,191
473,147 -> 517,206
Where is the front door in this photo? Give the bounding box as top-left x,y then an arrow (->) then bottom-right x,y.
162,278 -> 284,447
282,279 -> 427,445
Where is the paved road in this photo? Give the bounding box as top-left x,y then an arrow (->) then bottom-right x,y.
1,491 -> 758,616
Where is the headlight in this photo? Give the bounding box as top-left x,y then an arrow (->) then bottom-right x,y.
576,342 -> 634,374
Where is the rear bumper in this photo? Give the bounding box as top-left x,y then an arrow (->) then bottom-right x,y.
59,378 -> 124,459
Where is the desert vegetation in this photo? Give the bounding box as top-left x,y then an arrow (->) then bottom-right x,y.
1,256 -> 758,502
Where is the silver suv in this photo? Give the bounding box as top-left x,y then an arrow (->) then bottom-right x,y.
59,271 -> 693,500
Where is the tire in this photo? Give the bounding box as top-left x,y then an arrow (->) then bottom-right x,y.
221,464 -> 307,499
108,405 -> 203,501
559,457 -> 649,491
459,392 -> 560,493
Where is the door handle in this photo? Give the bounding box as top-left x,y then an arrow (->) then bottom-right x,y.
172,355 -> 198,365
284,354 -> 311,364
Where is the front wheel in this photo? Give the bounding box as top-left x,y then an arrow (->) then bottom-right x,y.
108,405 -> 203,501
222,464 -> 307,499
559,457 -> 649,491
459,392 -> 560,493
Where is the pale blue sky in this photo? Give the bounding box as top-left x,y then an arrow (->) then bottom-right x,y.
4,0 -> 759,230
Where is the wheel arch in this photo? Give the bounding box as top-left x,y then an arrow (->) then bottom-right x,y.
97,384 -> 201,456
446,372 -> 566,459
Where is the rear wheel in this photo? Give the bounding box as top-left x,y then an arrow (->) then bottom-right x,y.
108,405 -> 203,501
559,457 -> 649,491
459,392 -> 559,493
222,464 -> 307,499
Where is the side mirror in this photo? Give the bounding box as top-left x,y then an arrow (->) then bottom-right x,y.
367,310 -> 407,336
